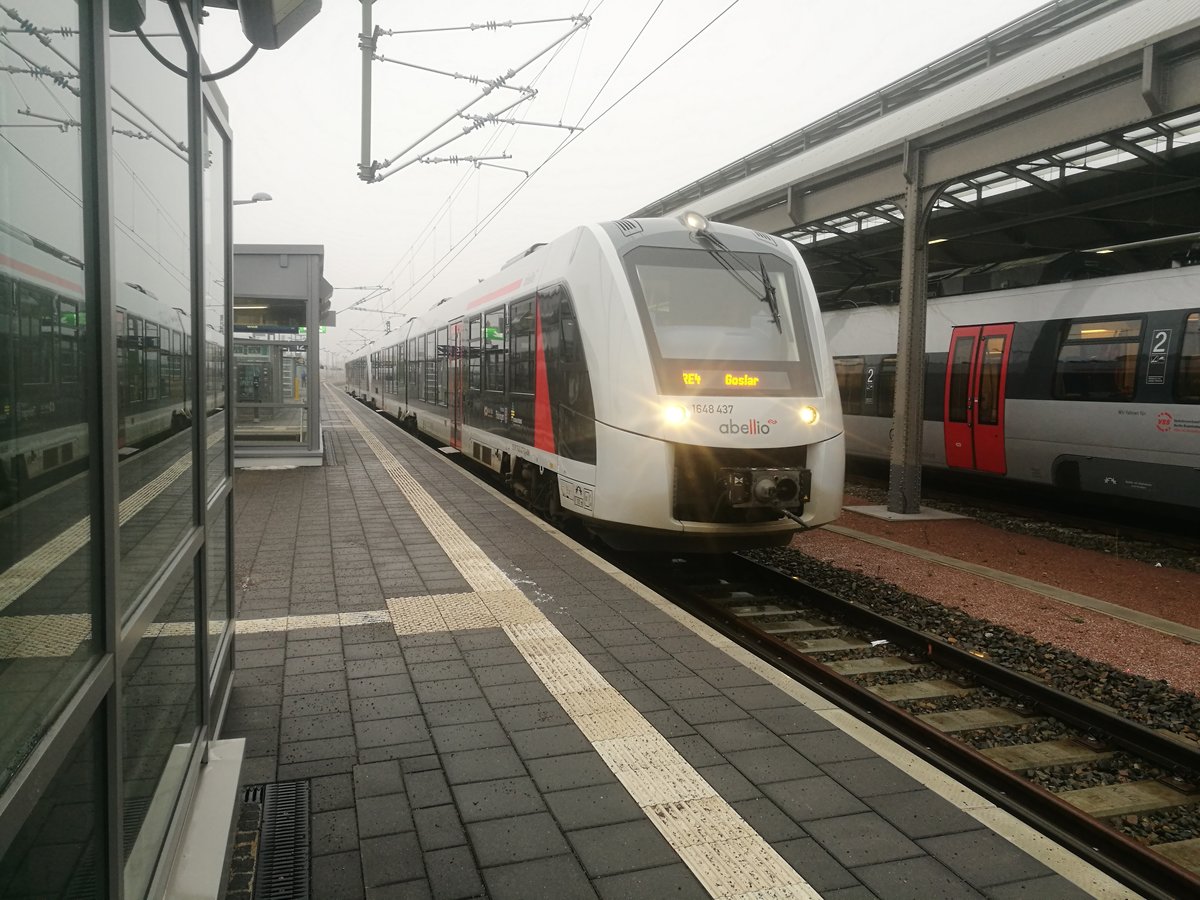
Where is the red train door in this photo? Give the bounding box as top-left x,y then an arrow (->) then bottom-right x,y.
943,323 -> 1015,474
449,322 -> 463,449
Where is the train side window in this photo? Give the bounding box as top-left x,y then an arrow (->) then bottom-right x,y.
18,286 -> 55,386
59,298 -> 81,384
145,322 -> 160,401
437,327 -> 449,406
1054,317 -> 1142,401
467,315 -> 482,391
484,308 -> 505,393
407,339 -> 418,393
509,298 -> 535,394
878,356 -> 897,418
833,357 -> 864,415
1177,312 -> 1200,403
127,314 -> 145,403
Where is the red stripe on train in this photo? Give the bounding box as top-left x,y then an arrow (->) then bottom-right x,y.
0,252 -> 83,295
533,297 -> 556,454
466,278 -> 523,310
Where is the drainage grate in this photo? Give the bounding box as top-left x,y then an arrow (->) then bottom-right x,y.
253,780 -> 310,900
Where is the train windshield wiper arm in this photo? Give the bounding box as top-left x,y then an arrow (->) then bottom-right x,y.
758,257 -> 782,332
699,233 -> 783,334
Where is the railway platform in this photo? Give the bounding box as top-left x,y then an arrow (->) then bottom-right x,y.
222,386 -> 1122,899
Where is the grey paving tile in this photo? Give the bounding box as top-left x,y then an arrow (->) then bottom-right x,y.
424,845 -> 483,900
804,811 -> 924,867
360,832 -> 426,888
358,740 -> 436,764
453,629 -> 512,652
287,636 -> 343,657
567,820 -> 679,878
918,830 -> 1053,887
350,674 -> 415,698
281,711 -> 354,743
608,642 -> 671,663
413,804 -> 467,852
357,793 -> 415,838
408,660 -> 473,683
312,773 -> 355,812
782,728 -> 876,761
731,796 -> 805,841
726,745 -> 821,784
853,855 -> 985,900
346,657 -> 408,680
694,718 -> 781,752
466,812 -> 570,867
311,849 -> 365,900
543,782 -> 643,831
526,752 -> 615,793
594,863 -> 709,900
355,715 -> 430,750
280,736 -> 356,764
722,684 -> 797,710
774,837 -> 860,893
354,760 -> 405,798
619,688 -> 669,713
422,698 -> 495,727
641,709 -> 695,738
430,720 -> 509,754
442,746 -> 526,785
482,854 -> 597,900
312,807 -> 359,856
510,724 -> 590,760
452,776 -> 546,823
403,644 -> 465,664
473,662 -> 539,687
696,764 -> 761,803
351,693 -> 422,722
496,702 -> 572,732
462,645 -> 524,668
824,757 -> 925,798
345,641 -> 403,661
701,666 -> 770,689
482,681 -> 555,708
285,653 -> 346,677
822,886 -> 881,900
761,776 -> 870,823
645,676 -> 721,702
624,659 -> 692,682
867,790 -> 982,840
669,696 -> 749,725
402,755 -> 444,775
416,677 -> 484,704
668,735 -> 725,769
590,628 -> 652,648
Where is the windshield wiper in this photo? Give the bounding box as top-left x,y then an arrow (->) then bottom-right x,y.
758,257 -> 782,332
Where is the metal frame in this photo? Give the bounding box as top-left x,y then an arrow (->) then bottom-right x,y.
0,2 -> 238,895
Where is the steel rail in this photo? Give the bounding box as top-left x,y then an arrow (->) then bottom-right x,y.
625,554 -> 1200,900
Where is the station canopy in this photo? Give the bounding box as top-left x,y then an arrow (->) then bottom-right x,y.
632,0 -> 1200,310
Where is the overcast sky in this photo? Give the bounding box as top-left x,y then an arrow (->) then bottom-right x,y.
201,0 -> 1048,361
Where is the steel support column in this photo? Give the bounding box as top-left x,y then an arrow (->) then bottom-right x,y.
887,144 -> 933,514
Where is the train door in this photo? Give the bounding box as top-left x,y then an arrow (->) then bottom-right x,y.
943,323 -> 1015,474
449,321 -> 463,449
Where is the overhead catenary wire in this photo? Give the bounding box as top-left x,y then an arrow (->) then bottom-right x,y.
362,1 -> 741,330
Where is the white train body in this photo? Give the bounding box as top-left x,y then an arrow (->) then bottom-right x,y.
349,217 -> 845,551
823,264 -> 1200,508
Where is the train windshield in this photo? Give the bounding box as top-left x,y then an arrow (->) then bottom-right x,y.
624,246 -> 819,396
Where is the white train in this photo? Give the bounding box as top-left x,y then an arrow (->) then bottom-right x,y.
348,214 -> 845,551
823,263 -> 1200,509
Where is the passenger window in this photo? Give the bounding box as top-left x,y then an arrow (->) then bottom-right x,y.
1177,312 -> 1200,403
509,299 -> 535,394
468,315 -> 482,391
1055,317 -> 1142,401
437,327 -> 449,406
976,335 -> 1006,425
484,308 -> 505,393
833,357 -> 864,415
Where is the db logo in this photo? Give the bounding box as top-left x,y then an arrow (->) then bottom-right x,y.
767,419 -> 778,425
1156,411 -> 1173,432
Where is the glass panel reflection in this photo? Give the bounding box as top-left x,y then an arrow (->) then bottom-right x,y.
0,714 -> 107,898
233,338 -> 310,444
122,569 -> 199,900
203,111 -> 228,494
110,2 -> 196,613
0,0 -> 100,796
206,503 -> 228,668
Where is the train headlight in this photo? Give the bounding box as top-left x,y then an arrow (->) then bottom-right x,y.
662,403 -> 691,425
678,210 -> 710,234
798,405 -> 819,425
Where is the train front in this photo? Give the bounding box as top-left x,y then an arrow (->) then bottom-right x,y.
585,214 -> 844,552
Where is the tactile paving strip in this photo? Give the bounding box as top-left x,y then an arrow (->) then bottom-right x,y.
332,392 -> 821,900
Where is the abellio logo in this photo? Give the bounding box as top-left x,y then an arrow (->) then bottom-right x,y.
720,418 -> 777,435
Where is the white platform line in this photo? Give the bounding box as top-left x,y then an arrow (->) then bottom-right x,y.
333,393 -> 820,900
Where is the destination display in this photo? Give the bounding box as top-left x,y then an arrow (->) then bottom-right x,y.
677,368 -> 791,391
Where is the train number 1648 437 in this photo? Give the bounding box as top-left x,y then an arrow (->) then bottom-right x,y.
692,403 -> 734,415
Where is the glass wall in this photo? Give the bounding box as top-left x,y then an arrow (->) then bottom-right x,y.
0,2 -> 236,897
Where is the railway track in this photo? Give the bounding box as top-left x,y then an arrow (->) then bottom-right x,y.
617,551 -> 1200,900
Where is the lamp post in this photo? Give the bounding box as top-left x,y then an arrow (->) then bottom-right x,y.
233,191 -> 273,206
